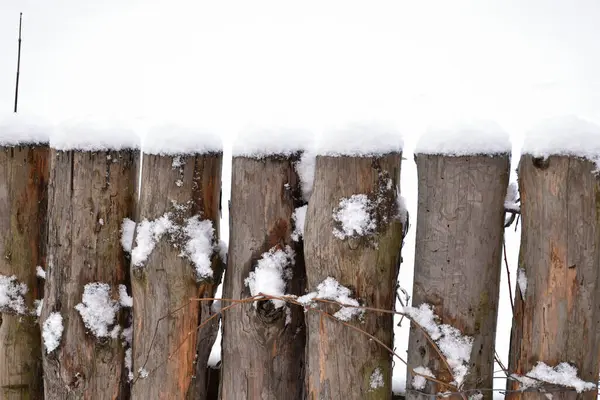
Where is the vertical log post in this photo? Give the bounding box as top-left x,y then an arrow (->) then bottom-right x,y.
304,153 -> 404,399
131,151 -> 222,400
0,143 -> 48,400
42,146 -> 139,399
220,153 -> 306,399
406,153 -> 509,399
507,155 -> 600,399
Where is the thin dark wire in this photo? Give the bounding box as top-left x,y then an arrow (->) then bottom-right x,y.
14,12 -> 22,113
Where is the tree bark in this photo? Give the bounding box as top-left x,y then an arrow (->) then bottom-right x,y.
304,154 -> 404,400
42,149 -> 138,400
220,155 -> 306,400
131,153 -> 222,400
0,145 -> 48,400
406,154 -> 509,400
507,155 -> 600,400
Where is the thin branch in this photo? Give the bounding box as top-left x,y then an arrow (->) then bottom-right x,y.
503,240 -> 515,314
133,296 -> 260,384
494,351 -> 509,377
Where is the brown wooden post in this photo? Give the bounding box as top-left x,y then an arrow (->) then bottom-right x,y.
303,153 -> 404,399
0,144 -> 48,400
405,153 -> 509,400
507,155 -> 600,399
131,151 -> 222,400
220,153 -> 306,400
42,147 -> 139,399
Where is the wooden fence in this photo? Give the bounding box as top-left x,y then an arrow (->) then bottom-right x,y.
1,142 -> 599,400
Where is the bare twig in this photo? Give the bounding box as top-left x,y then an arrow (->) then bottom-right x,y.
133,296 -> 260,384
494,351 -> 509,377
503,240 -> 515,314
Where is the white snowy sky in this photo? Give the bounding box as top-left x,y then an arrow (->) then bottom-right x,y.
2,0 -> 600,134
2,1 -> 599,396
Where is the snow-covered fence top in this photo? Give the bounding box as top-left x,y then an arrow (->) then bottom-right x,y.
0,114 -> 51,145
522,115 -> 600,167
232,123 -> 403,158
414,120 -> 511,156
313,123 -> 403,156
232,127 -> 308,158
2,115 -> 225,153
141,123 -> 222,155
51,118 -> 140,151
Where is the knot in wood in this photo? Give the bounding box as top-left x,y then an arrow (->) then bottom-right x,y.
532,157 -> 550,170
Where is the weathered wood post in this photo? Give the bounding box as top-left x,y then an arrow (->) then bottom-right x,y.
507,118 -> 600,399
303,127 -> 405,399
131,131 -> 222,400
41,126 -> 139,399
220,138 -> 306,400
0,118 -> 49,400
406,127 -> 510,399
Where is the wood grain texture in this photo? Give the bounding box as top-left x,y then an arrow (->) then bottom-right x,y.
304,154 -> 404,400
0,146 -> 48,400
406,154 -> 509,400
220,155 -> 306,400
131,153 -> 222,400
507,155 -> 600,400
42,150 -> 138,400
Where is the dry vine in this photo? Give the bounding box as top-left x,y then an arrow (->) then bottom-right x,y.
131,291 -> 598,398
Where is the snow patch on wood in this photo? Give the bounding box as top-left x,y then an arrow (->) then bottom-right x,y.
131,210 -> 216,280
412,366 -> 435,390
369,367 -> 385,390
0,274 -> 28,314
121,218 -> 136,253
295,151 -> 316,201
34,299 -> 43,317
118,284 -> 133,308
75,282 -> 121,339
124,348 -> 133,382
36,266 -> 46,279
291,205 -> 307,242
511,362 -> 596,393
333,194 -> 376,240
181,216 -> 215,280
245,246 -> 295,309
298,277 -> 362,321
505,182 -> 520,212
517,268 -> 527,298
404,303 -> 473,387
42,312 -> 64,354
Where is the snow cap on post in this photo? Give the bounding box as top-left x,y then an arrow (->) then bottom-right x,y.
50,116 -> 140,151
0,113 -> 51,145
415,120 -> 511,156
142,123 -> 222,155
522,115 -> 600,166
314,122 -> 403,156
232,126 -> 309,158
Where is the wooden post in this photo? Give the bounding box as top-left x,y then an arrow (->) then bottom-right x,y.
42,149 -> 138,399
507,155 -> 600,399
220,154 -> 306,399
303,154 -> 404,399
0,145 -> 48,400
131,152 -> 222,400
406,154 -> 509,399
